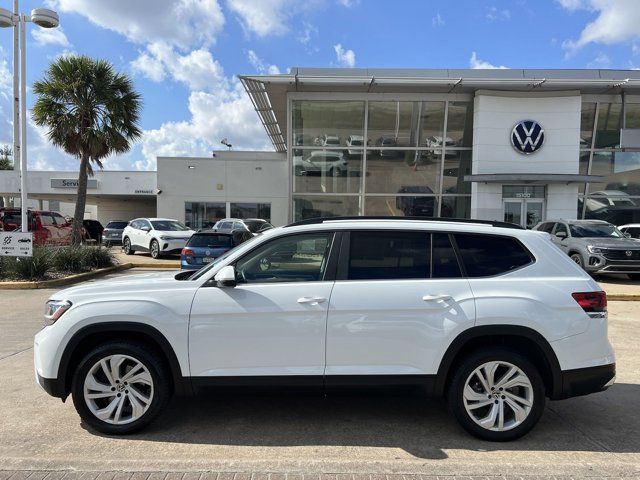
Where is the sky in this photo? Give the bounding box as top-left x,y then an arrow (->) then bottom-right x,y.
1,0 -> 640,172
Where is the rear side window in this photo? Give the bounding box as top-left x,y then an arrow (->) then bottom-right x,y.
106,221 -> 128,229
453,233 -> 533,277
348,231 -> 430,280
432,233 -> 462,278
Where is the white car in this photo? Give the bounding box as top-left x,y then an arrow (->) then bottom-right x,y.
619,223 -> 640,240
122,217 -> 195,259
35,218 -> 615,441
345,134 -> 364,156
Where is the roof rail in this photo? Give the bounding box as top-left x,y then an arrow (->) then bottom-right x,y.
285,216 -> 524,229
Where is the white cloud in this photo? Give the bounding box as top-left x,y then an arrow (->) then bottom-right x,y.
31,27 -> 72,48
226,0 -> 290,36
558,0 -> 640,52
337,0 -> 359,7
486,6 -> 510,21
247,50 -> 281,75
334,43 -> 356,67
469,51 -> 508,69
0,47 -> 11,102
50,0 -> 225,49
298,21 -> 318,45
432,13 -> 445,27
130,51 -> 166,82
587,51 -> 611,68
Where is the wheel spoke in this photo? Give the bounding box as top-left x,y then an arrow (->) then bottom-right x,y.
99,359 -> 115,386
127,370 -> 152,386
503,390 -> 533,407
479,402 -> 500,429
483,362 -> 499,388
120,362 -> 144,382
128,385 -> 151,405
495,366 -> 518,388
113,395 -> 126,423
85,375 -> 113,393
128,390 -> 145,419
500,373 -> 531,390
464,384 -> 488,401
94,396 -> 120,421
504,397 -> 528,423
86,391 -> 116,400
497,401 -> 505,430
474,369 -> 491,393
109,355 -> 125,383
466,399 -> 494,410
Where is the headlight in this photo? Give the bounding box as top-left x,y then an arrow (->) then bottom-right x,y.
587,245 -> 603,254
44,300 -> 72,326
160,235 -> 171,240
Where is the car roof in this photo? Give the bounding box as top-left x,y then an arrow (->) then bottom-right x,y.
549,219 -> 611,225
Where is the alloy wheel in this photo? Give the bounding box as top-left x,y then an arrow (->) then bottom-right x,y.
83,354 -> 154,425
462,361 -> 534,432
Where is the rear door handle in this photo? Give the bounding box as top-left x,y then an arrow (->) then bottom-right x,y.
422,294 -> 452,302
297,296 -> 327,305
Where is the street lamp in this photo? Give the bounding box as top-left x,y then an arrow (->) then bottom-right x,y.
221,138 -> 232,150
0,2 -> 59,233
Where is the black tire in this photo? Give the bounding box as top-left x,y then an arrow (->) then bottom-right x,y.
570,253 -> 584,268
447,348 -> 545,441
71,341 -> 172,435
150,239 -> 161,259
122,237 -> 134,255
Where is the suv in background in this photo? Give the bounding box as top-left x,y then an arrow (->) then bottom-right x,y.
101,220 -> 128,246
122,218 -> 195,259
35,217 -> 614,441
82,219 -> 104,244
213,218 -> 274,235
0,208 -> 72,246
180,230 -> 253,270
534,219 -> 640,279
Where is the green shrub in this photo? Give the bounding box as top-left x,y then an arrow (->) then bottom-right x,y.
5,247 -> 53,281
51,246 -> 90,273
83,246 -> 115,269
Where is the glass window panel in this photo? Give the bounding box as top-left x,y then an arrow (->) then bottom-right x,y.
365,150 -> 440,194
442,150 -> 472,194
440,196 -> 471,218
589,151 -> 640,195
230,203 -> 271,221
364,195 -> 438,217
432,233 -> 462,278
367,101 -> 420,148
418,101 -> 446,148
453,233 -> 533,277
293,150 -> 362,194
625,103 -> 640,129
185,202 -> 205,229
579,151 -> 590,194
292,101 -> 365,147
580,102 -> 596,149
446,102 -> 473,147
595,103 -> 622,148
293,195 -> 360,221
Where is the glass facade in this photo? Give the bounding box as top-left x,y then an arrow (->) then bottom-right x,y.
185,202 -> 271,229
291,99 -> 473,220
579,101 -> 640,224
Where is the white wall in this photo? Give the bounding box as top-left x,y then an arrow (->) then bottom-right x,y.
471,90 -> 582,221
157,152 -> 288,226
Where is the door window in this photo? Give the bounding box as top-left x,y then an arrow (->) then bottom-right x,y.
453,233 -> 533,277
347,231 -> 430,280
235,233 -> 334,283
40,214 -> 56,226
432,233 -> 462,278
538,222 -> 554,233
554,223 -> 568,236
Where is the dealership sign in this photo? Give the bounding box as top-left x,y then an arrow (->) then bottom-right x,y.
0,232 -> 33,257
51,178 -> 98,189
511,120 -> 544,154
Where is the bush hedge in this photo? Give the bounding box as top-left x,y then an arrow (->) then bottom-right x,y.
0,246 -> 115,281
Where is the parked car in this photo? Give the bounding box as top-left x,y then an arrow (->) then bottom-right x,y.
619,223 -> 640,239
35,217 -> 614,441
296,150 -> 348,177
396,186 -> 436,216
534,219 -> 640,279
212,218 -> 274,235
122,218 -> 195,259
424,135 -> 458,157
0,208 -> 72,246
375,136 -> 400,158
320,134 -> 340,147
181,230 -> 253,270
345,134 -> 364,156
101,220 -> 128,247
82,219 -> 104,244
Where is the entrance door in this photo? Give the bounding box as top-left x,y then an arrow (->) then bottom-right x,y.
503,199 -> 545,229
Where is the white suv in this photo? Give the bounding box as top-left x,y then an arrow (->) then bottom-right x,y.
35,218 -> 615,440
122,218 -> 195,259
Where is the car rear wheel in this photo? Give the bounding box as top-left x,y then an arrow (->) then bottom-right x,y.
150,239 -> 161,259
447,348 -> 545,441
71,342 -> 171,435
122,237 -> 134,255
570,253 -> 584,268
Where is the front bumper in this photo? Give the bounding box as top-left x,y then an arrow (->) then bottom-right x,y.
582,251 -> 640,274
160,238 -> 189,254
556,363 -> 615,399
36,372 -> 66,399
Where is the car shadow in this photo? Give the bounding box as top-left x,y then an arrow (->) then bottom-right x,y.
94,382 -> 640,459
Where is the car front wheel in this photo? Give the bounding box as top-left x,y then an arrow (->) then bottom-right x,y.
447,348 -> 545,441
570,253 -> 584,268
150,239 -> 161,259
71,342 -> 171,435
122,237 -> 134,255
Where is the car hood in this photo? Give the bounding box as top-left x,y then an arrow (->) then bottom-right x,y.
575,237 -> 640,249
49,270 -> 189,302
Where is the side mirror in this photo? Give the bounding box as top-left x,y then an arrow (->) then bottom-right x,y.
141,225 -> 151,232
214,265 -> 237,287
555,231 -> 567,239
624,233 -> 632,238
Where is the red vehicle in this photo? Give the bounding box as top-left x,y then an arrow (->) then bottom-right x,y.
0,208 -> 73,246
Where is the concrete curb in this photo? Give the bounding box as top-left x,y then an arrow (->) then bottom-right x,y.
607,294 -> 640,301
128,262 -> 179,269
0,263 -> 134,290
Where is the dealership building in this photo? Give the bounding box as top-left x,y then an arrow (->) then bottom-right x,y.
2,67 -> 640,229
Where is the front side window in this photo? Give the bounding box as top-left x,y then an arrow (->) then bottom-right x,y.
235,233 -> 334,283
554,223 -> 568,236
348,231 -> 430,280
453,233 -> 533,277
151,220 -> 188,231
432,233 -> 461,278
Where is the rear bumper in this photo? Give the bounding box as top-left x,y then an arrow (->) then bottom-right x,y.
556,363 -> 615,399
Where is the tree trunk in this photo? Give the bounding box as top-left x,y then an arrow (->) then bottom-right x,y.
72,154 -> 89,245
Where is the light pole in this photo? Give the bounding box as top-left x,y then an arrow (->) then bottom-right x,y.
0,4 -> 59,233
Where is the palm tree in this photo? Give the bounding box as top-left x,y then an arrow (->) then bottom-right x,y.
32,55 -> 142,244
0,145 -> 12,170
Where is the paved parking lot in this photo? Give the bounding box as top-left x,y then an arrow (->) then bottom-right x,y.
1,270 -> 639,478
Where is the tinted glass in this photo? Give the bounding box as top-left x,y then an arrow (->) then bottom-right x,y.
626,227 -> 640,237
292,101 -> 365,147
569,223 -> 622,238
580,102 -> 596,148
595,103 -> 622,148
432,233 -> 461,278
364,195 -> 437,217
151,220 -> 188,231
555,223 -> 568,236
446,101 -> 473,147
293,195 -> 360,221
538,222 -> 554,233
40,215 -> 56,226
348,231 -> 430,280
367,101 -> 421,148
236,233 -> 333,283
106,221 -> 128,229
454,234 -> 532,277
187,234 -> 233,248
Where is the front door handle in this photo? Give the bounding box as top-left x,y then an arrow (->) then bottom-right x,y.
422,294 -> 452,302
297,296 -> 327,305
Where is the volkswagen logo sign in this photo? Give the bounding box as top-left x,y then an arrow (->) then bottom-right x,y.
511,120 -> 545,154
626,250 -> 633,257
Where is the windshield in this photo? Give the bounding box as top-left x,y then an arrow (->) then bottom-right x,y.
151,220 -> 189,231
106,221 -> 128,229
244,220 -> 272,233
190,233 -> 263,281
569,223 -> 623,238
187,234 -> 233,248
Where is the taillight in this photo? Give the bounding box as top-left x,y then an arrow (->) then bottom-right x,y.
572,291 -> 607,313
181,248 -> 194,256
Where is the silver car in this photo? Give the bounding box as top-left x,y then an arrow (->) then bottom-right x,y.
534,219 -> 640,280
